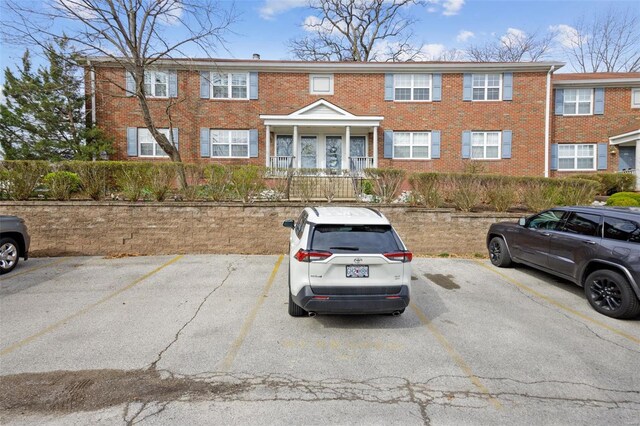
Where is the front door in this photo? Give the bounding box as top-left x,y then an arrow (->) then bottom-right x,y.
325,136 -> 342,170
619,146 -> 636,171
301,136 -> 318,169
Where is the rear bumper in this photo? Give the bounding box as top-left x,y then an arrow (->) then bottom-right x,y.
292,285 -> 410,314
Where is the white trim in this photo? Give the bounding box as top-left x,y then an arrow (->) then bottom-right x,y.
632,88 -> 640,108
557,143 -> 597,171
260,100 -> 383,127
470,131 -> 501,160
392,131 -> 432,160
544,65 -> 555,177
393,73 -> 432,102
210,71 -> 250,100
562,88 -> 593,116
138,128 -> 170,158
309,74 -> 334,95
210,129 -> 250,158
143,70 -> 169,98
609,129 -> 640,145
553,78 -> 640,88
471,73 -> 502,101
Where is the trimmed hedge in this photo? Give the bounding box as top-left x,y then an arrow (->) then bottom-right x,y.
571,172 -> 636,195
606,192 -> 640,207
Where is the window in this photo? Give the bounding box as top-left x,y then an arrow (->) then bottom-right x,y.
471,131 -> 500,159
310,74 -> 334,95
211,130 -> 250,158
632,88 -> 640,108
604,217 -> 640,243
393,132 -> 431,159
295,210 -> 308,240
211,72 -> 248,99
563,89 -> 592,115
558,144 -> 595,171
394,74 -> 431,101
143,71 -> 168,97
310,225 -> 401,254
562,212 -> 601,237
139,128 -> 170,157
472,74 -> 501,101
527,210 -> 567,230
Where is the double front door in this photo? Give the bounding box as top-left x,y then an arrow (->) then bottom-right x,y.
276,135 -> 366,170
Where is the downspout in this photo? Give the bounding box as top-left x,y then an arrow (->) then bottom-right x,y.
89,60 -> 96,126
544,65 -> 555,178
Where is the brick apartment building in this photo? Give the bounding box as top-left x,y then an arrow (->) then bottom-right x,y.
85,58 -> 640,188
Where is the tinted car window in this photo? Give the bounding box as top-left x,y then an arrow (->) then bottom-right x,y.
295,211 -> 308,239
310,225 -> 400,253
603,216 -> 640,243
561,212 -> 601,237
527,210 -> 566,230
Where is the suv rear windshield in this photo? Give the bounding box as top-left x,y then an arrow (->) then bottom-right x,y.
310,225 -> 401,254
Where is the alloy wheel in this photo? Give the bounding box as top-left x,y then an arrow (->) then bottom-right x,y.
0,242 -> 18,271
589,277 -> 623,312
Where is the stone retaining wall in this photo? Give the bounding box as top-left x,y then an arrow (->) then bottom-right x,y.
0,202 -> 522,257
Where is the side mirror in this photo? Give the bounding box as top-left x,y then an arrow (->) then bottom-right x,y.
518,217 -> 526,227
283,219 -> 295,229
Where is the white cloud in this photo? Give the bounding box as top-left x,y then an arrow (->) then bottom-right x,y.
550,24 -> 581,48
158,3 -> 184,26
427,6 -> 438,13
54,0 -> 98,19
456,30 -> 474,43
260,0 -> 308,20
501,27 -> 526,44
442,0 -> 465,16
303,15 -> 346,34
420,43 -> 446,60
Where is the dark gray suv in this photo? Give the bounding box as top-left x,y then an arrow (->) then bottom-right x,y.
487,206 -> 640,319
0,215 -> 30,274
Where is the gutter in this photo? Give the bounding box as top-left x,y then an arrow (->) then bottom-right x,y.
544,65 -> 555,178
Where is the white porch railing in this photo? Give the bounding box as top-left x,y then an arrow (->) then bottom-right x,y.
269,156 -> 294,176
349,157 -> 375,176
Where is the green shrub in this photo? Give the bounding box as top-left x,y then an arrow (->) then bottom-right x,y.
116,163 -> 151,201
0,161 -> 50,200
43,171 -> 82,200
364,168 -> 406,203
522,180 -> 560,211
606,192 -> 640,206
408,173 -> 442,208
204,164 -> 233,201
148,163 -> 177,201
449,174 -> 482,212
607,196 -> 639,207
556,178 -> 599,206
484,177 -> 517,212
572,173 -> 636,195
179,163 -> 206,201
230,165 -> 266,202
360,179 -> 374,195
67,161 -> 116,200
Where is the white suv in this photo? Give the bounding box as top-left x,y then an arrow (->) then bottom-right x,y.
283,207 -> 412,317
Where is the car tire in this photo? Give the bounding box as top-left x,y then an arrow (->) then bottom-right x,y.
288,269 -> 307,317
0,237 -> 19,275
584,270 -> 640,319
488,237 -> 512,268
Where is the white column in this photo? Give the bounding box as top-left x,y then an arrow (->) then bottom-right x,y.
373,126 -> 379,168
345,126 -> 351,170
265,125 -> 270,168
293,125 -> 299,168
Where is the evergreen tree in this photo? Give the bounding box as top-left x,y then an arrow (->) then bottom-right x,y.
0,41 -> 112,160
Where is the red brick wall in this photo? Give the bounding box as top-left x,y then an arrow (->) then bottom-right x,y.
93,67 -> 548,176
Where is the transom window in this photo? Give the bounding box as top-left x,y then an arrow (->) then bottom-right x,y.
563,89 -> 592,115
393,132 -> 431,159
472,74 -> 501,101
558,144 -> 595,170
139,128 -> 170,157
211,130 -> 249,158
394,74 -> 431,101
211,72 -> 248,99
471,131 -> 500,159
143,71 -> 168,97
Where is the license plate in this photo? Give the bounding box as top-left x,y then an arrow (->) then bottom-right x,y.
346,265 -> 369,278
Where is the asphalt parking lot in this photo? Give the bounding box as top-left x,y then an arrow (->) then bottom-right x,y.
1,255 -> 639,425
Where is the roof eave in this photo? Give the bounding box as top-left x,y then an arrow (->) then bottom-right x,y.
553,78 -> 640,88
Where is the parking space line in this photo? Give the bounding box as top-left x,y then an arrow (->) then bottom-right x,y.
220,255 -> 284,372
474,260 -> 640,345
410,302 -> 502,409
0,255 -> 183,357
1,257 -> 69,281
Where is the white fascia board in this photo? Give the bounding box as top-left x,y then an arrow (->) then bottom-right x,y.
261,118 -> 383,127
609,129 -> 640,145
554,78 -> 640,88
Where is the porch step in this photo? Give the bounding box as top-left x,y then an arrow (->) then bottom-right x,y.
289,176 -> 357,200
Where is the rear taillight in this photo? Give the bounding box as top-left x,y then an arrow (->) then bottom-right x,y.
383,251 -> 413,263
294,249 -> 332,262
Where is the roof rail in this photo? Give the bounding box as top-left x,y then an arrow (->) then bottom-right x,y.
311,207 -> 320,217
366,207 -> 382,217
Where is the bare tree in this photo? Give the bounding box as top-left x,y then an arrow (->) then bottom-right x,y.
2,0 -> 235,186
466,29 -> 555,62
563,7 -> 640,72
288,0 -> 423,62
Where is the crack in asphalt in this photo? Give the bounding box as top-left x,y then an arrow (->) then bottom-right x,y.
147,260 -> 240,371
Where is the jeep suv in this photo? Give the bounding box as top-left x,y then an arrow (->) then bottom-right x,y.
0,215 -> 30,274
487,206 -> 640,319
283,207 -> 412,317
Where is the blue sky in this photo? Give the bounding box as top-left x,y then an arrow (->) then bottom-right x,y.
0,0 -> 637,80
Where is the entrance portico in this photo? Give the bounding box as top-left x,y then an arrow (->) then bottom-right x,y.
610,127 -> 640,190
260,100 -> 383,174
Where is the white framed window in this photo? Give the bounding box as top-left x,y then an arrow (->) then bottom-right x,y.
393,132 -> 431,159
558,144 -> 596,171
310,74 -> 334,95
143,71 -> 169,98
211,130 -> 250,158
632,88 -> 640,108
211,72 -> 248,99
471,131 -> 501,159
563,89 -> 593,115
394,74 -> 431,101
139,128 -> 170,157
472,74 -> 501,101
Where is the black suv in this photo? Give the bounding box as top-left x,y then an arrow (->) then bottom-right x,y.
487,206 -> 640,319
0,215 -> 30,274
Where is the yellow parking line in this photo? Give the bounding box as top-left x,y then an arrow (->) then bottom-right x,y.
410,302 -> 502,409
474,260 -> 640,345
1,257 -> 69,281
0,255 -> 183,357
220,254 -> 284,372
